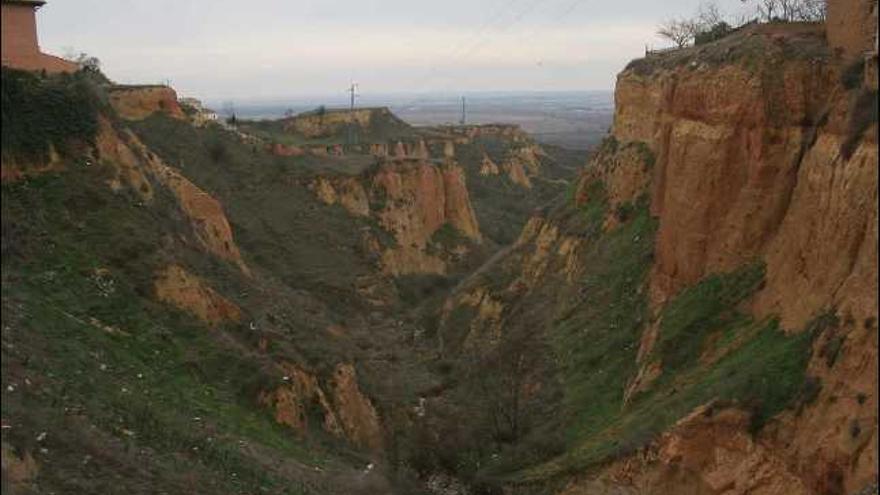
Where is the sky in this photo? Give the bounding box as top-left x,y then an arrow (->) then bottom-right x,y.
36,0 -> 747,102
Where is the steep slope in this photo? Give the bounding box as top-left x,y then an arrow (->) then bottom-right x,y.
0,68 -> 419,494
422,22 -> 877,494
0,66 -> 577,495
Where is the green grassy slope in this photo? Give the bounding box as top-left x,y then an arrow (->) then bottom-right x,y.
0,69 -> 407,494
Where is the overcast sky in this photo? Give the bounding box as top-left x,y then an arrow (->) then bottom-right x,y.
37,0 -> 747,102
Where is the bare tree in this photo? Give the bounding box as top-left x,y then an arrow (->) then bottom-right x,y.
61,48 -> 101,72
696,1 -> 725,28
793,0 -> 827,21
657,18 -> 697,48
741,0 -> 826,22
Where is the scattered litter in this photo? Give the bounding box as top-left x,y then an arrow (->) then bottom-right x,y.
282,376 -> 290,382
6,385 -> 14,392
36,432 -> 47,442
136,373 -> 143,379
99,364 -> 107,371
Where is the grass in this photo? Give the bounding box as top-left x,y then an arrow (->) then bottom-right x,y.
1,154 -> 388,493
428,223 -> 470,253
557,179 -> 607,236
654,263 -> 765,373
449,181 -> 814,487
509,260 -> 815,484
1,168 -> 333,493
549,198 -> 655,446
128,115 -> 382,316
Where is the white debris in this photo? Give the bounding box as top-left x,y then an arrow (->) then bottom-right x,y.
36,432 -> 47,442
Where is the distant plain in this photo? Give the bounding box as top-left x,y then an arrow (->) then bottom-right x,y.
212,90 -> 614,150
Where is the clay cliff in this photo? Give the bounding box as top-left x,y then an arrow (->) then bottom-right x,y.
428,21 -> 877,495
311,158 -> 482,276
107,85 -> 186,121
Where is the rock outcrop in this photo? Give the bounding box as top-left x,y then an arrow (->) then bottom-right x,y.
95,123 -> 250,274
259,362 -> 383,451
312,159 -> 482,275
154,265 -> 242,326
435,22 -> 877,495
282,107 -> 408,139
108,85 -> 185,121
565,23 -> 878,495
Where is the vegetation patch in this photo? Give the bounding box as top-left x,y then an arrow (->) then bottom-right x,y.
428,223 -> 470,253
1,68 -> 103,162
655,263 -> 765,373
1,167 -> 344,493
558,179 -> 607,236
512,260 -> 815,483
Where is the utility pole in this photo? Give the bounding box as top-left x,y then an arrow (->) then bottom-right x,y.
460,96 -> 467,126
347,82 -> 359,146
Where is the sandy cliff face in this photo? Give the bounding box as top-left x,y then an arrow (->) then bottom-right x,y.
108,86 -> 185,121
311,159 -> 482,275
259,362 -> 383,451
95,124 -> 251,275
612,40 -> 877,339
434,26 -> 876,495
154,265 -> 242,326
559,28 -> 878,495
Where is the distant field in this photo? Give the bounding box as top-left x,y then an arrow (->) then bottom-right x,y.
211,91 -> 614,150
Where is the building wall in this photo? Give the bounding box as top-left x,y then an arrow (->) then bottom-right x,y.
826,0 -> 878,59
1,3 -> 76,73
1,4 -> 39,63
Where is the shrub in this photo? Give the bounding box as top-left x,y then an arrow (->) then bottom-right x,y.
695,22 -> 733,45
1,68 -> 102,162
